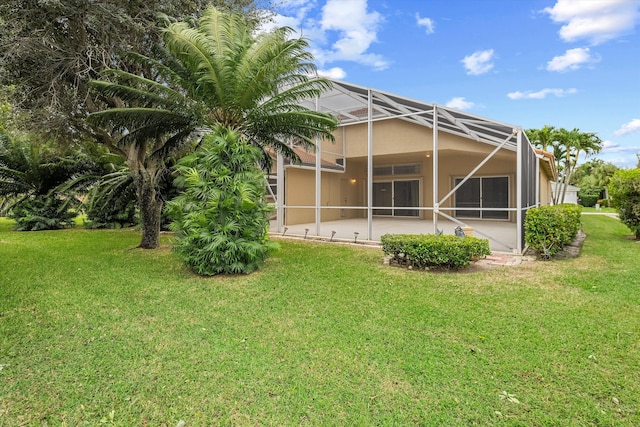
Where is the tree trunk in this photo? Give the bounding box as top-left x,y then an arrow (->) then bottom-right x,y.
137,171 -> 163,249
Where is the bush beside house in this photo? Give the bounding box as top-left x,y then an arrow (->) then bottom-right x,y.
525,204 -> 582,259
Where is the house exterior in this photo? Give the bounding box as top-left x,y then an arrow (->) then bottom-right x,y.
270,80 -> 557,253
551,182 -> 580,205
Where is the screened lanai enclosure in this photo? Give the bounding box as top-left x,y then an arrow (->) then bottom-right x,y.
269,80 -> 555,254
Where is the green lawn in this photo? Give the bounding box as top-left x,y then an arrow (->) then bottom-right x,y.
1,216 -> 638,426
581,206 -> 617,214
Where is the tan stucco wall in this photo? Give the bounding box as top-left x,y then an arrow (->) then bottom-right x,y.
284,167 -> 345,225
539,166 -> 552,206
336,119 -> 496,158
283,118 -> 526,225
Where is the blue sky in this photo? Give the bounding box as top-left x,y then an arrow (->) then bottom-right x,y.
267,0 -> 640,167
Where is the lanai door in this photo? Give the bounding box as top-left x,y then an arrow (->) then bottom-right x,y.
373,179 -> 420,217
455,177 -> 509,219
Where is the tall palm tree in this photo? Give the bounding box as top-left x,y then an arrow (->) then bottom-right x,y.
88,7 -> 337,248
547,128 -> 602,204
526,125 -> 556,153
560,130 -> 602,203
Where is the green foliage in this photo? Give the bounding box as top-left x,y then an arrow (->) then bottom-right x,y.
166,127 -> 275,275
84,180 -> 138,229
380,233 -> 490,269
578,186 -> 601,207
87,6 -> 336,248
0,134 -> 100,228
607,168 -> 640,239
0,0 -> 272,142
8,195 -> 76,231
571,159 -> 618,188
524,204 -> 582,259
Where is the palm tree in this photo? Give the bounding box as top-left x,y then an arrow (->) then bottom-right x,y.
550,128 -> 602,204
88,7 -> 337,248
526,125 -> 556,153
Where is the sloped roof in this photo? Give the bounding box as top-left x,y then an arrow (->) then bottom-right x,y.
300,79 -> 527,151
534,148 -> 558,181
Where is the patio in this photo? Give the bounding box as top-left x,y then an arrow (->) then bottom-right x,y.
271,217 -> 519,253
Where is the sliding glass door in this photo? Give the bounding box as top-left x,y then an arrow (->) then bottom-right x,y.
455,177 -> 509,219
373,179 -> 420,217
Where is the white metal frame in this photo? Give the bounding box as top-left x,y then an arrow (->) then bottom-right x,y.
275,79 -> 539,254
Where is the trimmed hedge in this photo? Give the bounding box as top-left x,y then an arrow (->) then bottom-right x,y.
524,204 -> 582,259
380,233 -> 491,270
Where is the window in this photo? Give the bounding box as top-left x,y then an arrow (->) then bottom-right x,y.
373,163 -> 421,177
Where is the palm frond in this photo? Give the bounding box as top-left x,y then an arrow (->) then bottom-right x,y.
89,81 -> 187,110
88,108 -> 192,132
149,127 -> 203,163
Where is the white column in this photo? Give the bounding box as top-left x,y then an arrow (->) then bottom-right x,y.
276,152 -> 284,231
367,89 -> 373,240
315,97 -> 321,236
433,105 -> 439,233
535,154 -> 540,207
516,128 -> 523,254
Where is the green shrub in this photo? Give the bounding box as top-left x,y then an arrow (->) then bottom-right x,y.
9,195 -> 76,231
166,126 -> 275,275
380,233 -> 490,270
84,177 -> 138,229
524,204 -> 582,259
578,187 -> 600,207
607,168 -> 640,239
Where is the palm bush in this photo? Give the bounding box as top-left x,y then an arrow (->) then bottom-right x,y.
9,196 -> 76,231
0,135 -> 97,229
166,127 -> 275,275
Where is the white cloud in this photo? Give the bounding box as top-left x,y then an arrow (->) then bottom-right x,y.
461,49 -> 495,75
416,13 -> 435,34
614,118 -> 640,136
601,141 -> 640,154
544,0 -> 640,45
507,88 -> 578,100
260,14 -> 304,34
318,0 -> 389,70
546,47 -> 599,72
445,97 -> 475,110
317,67 -> 347,79
266,0 -> 389,71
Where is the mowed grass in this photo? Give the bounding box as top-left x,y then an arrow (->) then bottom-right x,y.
0,215 -> 638,426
